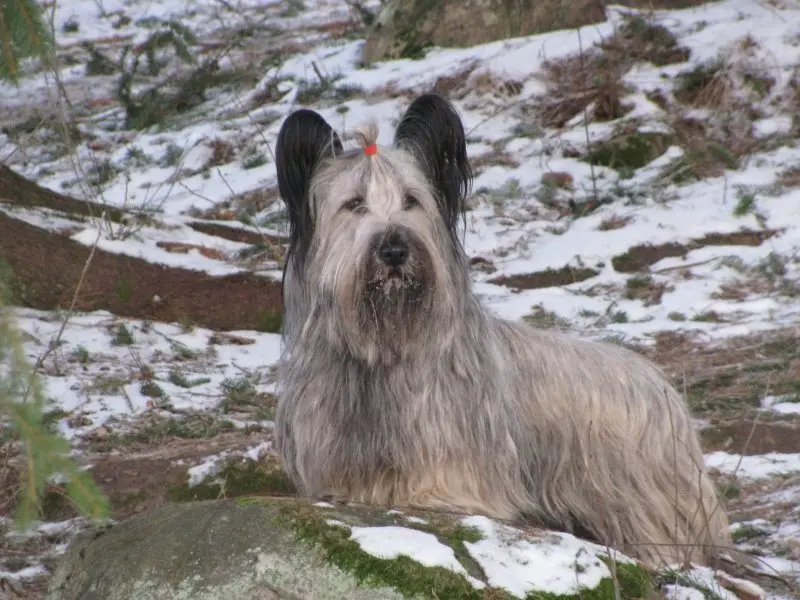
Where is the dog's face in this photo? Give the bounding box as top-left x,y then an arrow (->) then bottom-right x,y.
308,147 -> 448,322
275,94 -> 473,358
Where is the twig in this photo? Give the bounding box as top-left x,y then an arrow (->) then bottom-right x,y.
19,224 -> 105,405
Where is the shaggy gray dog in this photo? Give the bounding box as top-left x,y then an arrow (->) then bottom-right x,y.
273,93 -> 731,569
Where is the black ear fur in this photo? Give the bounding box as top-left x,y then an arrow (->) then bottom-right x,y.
393,93 -> 473,236
275,108 -> 342,270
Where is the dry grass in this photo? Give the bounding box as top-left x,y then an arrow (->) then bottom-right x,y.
597,213 -> 633,231
203,138 -> 236,170
657,37 -> 782,183
659,114 -> 749,182
712,252 -> 800,302
646,329 -> 800,416
777,166 -> 800,188
597,15 -> 691,67
533,13 -> 691,128
536,50 -> 631,129
532,12 -> 784,187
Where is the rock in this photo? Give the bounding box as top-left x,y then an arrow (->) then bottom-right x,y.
46,496 -> 663,600
361,0 -> 608,64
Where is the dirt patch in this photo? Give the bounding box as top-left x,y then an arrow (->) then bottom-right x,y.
698,230 -> 778,247
0,165 -> 125,222
488,265 -> 599,290
188,220 -> 287,246
0,212 -> 283,332
612,241 -> 689,273
85,430 -> 285,520
612,229 -> 780,273
701,421 -> 800,455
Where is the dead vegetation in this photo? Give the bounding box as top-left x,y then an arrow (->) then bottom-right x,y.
777,166 -> 800,189
646,329 -> 800,418
712,252 -> 800,302
535,50 -> 631,129
597,213 -> 633,230
534,13 -> 690,128
528,11 -> 789,193
623,274 -> 671,306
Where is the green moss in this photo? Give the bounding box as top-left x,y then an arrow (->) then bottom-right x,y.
169,459 -> 296,503
286,505 -> 492,600
623,275 -> 653,299
584,132 -> 672,171
111,323 -> 135,346
41,488 -> 72,520
115,275 -> 133,303
730,524 -> 769,542
257,309 -> 283,334
393,0 -> 441,60
280,504 -> 656,600
656,568 -> 728,600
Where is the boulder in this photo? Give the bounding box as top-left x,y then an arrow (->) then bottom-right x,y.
360,0 -> 722,65
45,496 -> 660,600
45,496 -> 766,600
361,0 -> 609,64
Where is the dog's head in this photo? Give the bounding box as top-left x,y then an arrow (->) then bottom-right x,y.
275,94 -> 473,359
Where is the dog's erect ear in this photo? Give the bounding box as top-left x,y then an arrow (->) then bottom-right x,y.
275,108 -> 342,264
394,93 -> 473,232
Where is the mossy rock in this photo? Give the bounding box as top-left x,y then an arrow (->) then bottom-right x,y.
46,497 -> 664,600
361,0 -> 715,64
584,132 -> 673,171
362,0 -> 609,64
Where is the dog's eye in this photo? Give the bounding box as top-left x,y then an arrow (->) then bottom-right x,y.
403,195 -> 420,210
343,197 -> 366,213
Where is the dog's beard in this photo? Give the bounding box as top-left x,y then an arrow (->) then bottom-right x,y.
360,260 -> 429,326
365,263 -> 425,307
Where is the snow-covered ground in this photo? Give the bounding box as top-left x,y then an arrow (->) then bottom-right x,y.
1,0 -> 800,596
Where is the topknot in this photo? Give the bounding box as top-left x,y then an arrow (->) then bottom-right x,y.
354,120 -> 380,156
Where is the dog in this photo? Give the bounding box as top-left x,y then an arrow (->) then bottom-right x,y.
272,92 -> 731,569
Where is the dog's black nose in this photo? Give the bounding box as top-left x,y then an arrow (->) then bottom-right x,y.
378,233 -> 409,267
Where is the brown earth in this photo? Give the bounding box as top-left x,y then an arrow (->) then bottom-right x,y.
0,165 -> 126,223
701,420 -> 800,455
645,329 -> 800,417
188,221 -> 287,245
611,229 -> 780,273
488,265 -> 599,290
0,211 -> 283,332
488,229 -> 781,290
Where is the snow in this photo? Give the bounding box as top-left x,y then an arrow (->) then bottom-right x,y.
761,394 -> 800,415
705,451 -> 800,480
1,0 -> 800,594
348,525 -> 486,589
460,515 -> 631,598
662,566 -> 742,600
186,441 -> 271,486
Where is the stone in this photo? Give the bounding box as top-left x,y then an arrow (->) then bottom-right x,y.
45,496 -> 664,600
361,0 -> 608,64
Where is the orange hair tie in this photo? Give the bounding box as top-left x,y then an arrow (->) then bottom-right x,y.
364,144 -> 378,156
